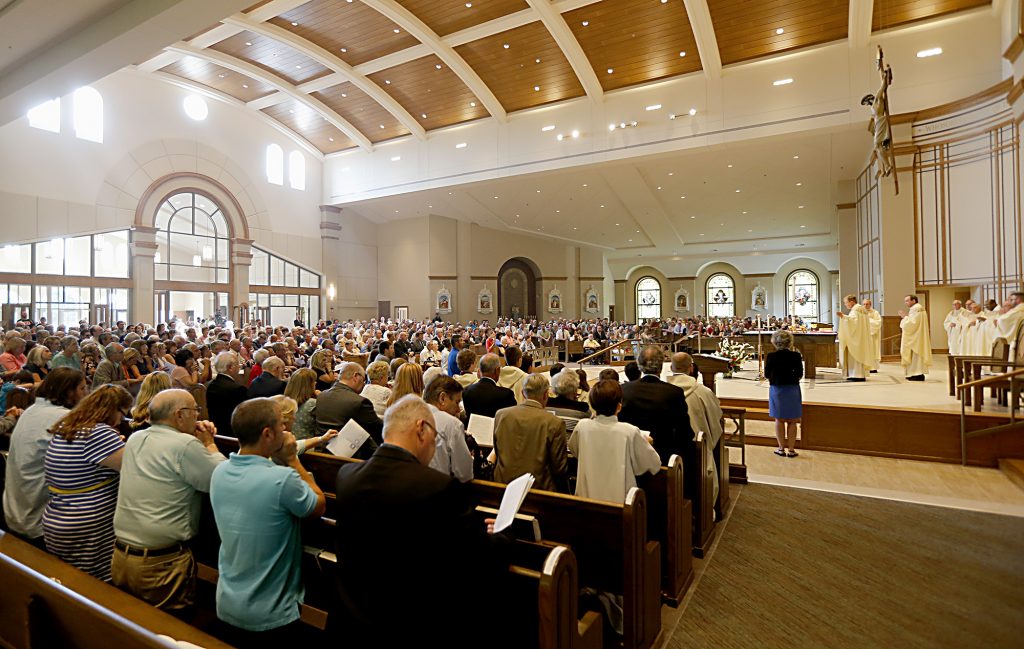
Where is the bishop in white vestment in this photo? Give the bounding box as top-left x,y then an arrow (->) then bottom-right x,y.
899,295 -> 932,380
837,295 -> 875,380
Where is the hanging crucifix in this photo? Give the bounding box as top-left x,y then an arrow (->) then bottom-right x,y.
860,46 -> 898,194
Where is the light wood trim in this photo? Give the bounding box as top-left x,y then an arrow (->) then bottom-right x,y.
836,202 -> 856,210
871,0 -> 990,32
313,83 -> 409,143
891,78 -> 1012,124
667,276 -> 696,281
544,276 -> 568,281
366,54 -> 489,131
578,276 -> 604,281
249,286 -> 321,296
1006,35 -> 1024,63
428,275 -> 457,280
707,0 -> 849,66
470,275 -> 499,280
1009,78 -> 1024,106
262,99 -> 357,152
397,0 -> 528,37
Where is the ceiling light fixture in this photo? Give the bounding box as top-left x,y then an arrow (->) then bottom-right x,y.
535,58 -> 541,63
793,155 -> 799,159
571,130 -> 579,138
393,28 -> 400,33
542,125 -> 555,131
773,78 -> 794,86
582,20 -> 589,26
379,124 -> 385,129
557,133 -> 564,141
435,63 -> 441,69
245,41 -> 252,46
455,142 -> 467,149
776,27 -> 784,35
607,68 -> 614,74
470,101 -> 476,107
391,155 -> 401,161
503,43 -> 509,49
534,85 -> 540,91
465,2 -> 472,6
421,113 -> 427,118
679,51 -> 686,57
735,189 -> 741,193
242,84 -> 248,88
796,182 -> 802,186
291,21 -> 298,26
328,137 -> 334,141
917,47 -> 942,58
645,104 -> 662,111
341,48 -> 347,52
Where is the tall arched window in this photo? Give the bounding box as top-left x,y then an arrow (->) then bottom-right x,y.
154,192 -> 230,283
706,273 -> 735,317
786,269 -> 819,319
636,277 -> 661,322
72,87 -> 103,143
266,144 -> 284,185
288,150 -> 306,190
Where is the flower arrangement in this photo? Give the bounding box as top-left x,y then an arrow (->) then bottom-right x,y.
717,337 -> 754,375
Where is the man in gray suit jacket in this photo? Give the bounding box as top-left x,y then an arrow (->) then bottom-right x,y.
315,362 -> 383,454
492,373 -> 568,493
92,343 -> 138,390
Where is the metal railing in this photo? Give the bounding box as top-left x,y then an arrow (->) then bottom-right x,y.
956,366 -> 1024,464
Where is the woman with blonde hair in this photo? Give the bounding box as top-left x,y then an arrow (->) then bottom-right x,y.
361,360 -> 392,418
129,372 -> 172,431
23,345 -> 51,386
386,363 -> 424,408
309,348 -> 337,391
44,384 -> 133,580
269,394 -> 335,454
284,368 -> 319,440
122,348 -> 143,381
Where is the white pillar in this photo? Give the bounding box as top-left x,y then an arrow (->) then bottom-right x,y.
320,205 -> 342,322
231,238 -> 253,322
130,225 -> 157,323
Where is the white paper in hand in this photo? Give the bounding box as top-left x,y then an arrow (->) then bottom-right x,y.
326,419 -> 370,458
494,473 -> 534,534
467,414 -> 495,447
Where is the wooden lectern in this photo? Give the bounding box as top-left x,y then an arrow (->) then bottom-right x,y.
693,354 -> 733,395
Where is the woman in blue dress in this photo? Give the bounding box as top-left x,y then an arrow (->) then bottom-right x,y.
43,385 -> 133,580
764,329 -> 804,458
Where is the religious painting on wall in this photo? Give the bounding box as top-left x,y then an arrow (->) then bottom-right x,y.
548,287 -> 563,314
477,287 -> 493,314
584,286 -> 599,314
752,285 -> 767,311
436,287 -> 452,314
674,288 -> 689,313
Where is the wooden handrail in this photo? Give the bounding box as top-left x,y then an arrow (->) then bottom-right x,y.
956,366 -> 1024,391
577,339 -> 637,365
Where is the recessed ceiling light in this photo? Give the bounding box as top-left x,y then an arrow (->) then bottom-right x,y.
534,85 -> 540,91
393,28 -> 400,33
571,130 -> 580,138
661,0 -> 668,3
798,205 -> 804,208
615,222 -> 620,226
573,226 -> 577,230
394,210 -> 399,214
296,64 -> 302,69
245,41 -> 252,46
600,205 -> 605,208
341,48 -> 347,53
289,109 -> 294,114
793,155 -> 799,159
796,182 -> 802,186
542,125 -> 555,131
218,73 -> 225,78
329,137 -> 334,141
582,20 -> 589,26
680,51 -> 686,57
742,211 -> 747,214
773,78 -> 794,86
582,183 -> 588,187
555,210 -> 560,213
748,229 -> 752,232
727,164 -> 733,168
917,47 -> 942,58
493,195 -> 498,199
435,64 -> 442,69
455,142 -> 467,149
735,189 -> 741,193
470,101 -> 476,107
379,124 -> 385,129
688,108 -> 697,116
535,58 -> 541,63
556,133 -> 564,141
465,2 -> 472,6
645,104 -> 662,111
607,68 -> 614,74
242,83 -> 248,88
291,21 -> 298,26
699,233 -> 705,236
668,172 -> 674,176
800,224 -> 806,228
421,113 -> 427,118
680,196 -> 685,199
341,93 -> 347,97
391,155 -> 400,161
428,205 -> 433,208
776,27 -> 784,35
636,229 -> 640,233
608,123 -> 616,131
503,43 -> 509,49
690,216 -> 696,219
657,186 -> 662,190
628,239 -> 633,242
536,189 -> 541,193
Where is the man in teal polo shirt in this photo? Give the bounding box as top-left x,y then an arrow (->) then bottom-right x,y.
209,397 -> 326,644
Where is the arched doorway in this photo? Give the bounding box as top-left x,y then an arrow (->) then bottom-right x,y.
498,258 -> 540,318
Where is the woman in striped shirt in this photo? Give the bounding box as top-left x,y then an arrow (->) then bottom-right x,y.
43,385 -> 133,581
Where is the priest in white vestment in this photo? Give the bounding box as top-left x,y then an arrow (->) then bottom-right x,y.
665,353 -> 722,504
960,302 -> 985,356
943,300 -> 966,355
863,299 -> 882,371
993,293 -> 1024,358
899,295 -> 931,381
836,295 -> 874,381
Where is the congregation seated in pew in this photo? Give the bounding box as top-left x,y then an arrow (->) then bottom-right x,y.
492,373 -> 569,493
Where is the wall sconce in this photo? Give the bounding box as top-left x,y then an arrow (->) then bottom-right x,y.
328,283 -> 336,300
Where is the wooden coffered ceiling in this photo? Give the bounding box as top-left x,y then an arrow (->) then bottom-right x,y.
142,0 -> 992,155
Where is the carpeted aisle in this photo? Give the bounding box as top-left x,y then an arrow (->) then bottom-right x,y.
670,484 -> 1024,649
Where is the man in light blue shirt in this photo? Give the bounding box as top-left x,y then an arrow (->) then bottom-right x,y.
210,397 -> 326,643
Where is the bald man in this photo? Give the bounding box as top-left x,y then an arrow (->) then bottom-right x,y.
112,389 -> 225,613
665,352 -> 722,504
333,395 -> 510,648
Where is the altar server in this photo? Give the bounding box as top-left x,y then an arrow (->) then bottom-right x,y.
993,292 -> 1024,357
899,295 -> 931,381
836,295 -> 874,381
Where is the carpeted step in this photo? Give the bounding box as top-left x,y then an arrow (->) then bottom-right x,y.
998,458 -> 1024,492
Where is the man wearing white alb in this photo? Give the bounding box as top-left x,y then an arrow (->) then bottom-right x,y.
836,295 -> 875,381
993,293 -> 1024,357
664,352 -> 722,504
568,379 -> 661,504
943,300 -> 966,355
863,299 -> 882,372
899,294 -> 932,381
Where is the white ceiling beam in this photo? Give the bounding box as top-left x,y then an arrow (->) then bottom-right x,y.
682,0 -> 722,79
143,68 -> 324,159
848,0 -> 875,49
0,0 -> 255,127
223,14 -> 426,140
526,0 -> 603,102
361,0 -> 507,122
166,43 -> 374,151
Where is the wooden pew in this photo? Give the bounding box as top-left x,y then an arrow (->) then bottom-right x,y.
209,437 -> 602,649
0,531 -> 231,649
290,447 -> 662,649
341,351 -> 369,368
637,455 -> 693,607
532,345 -> 559,371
